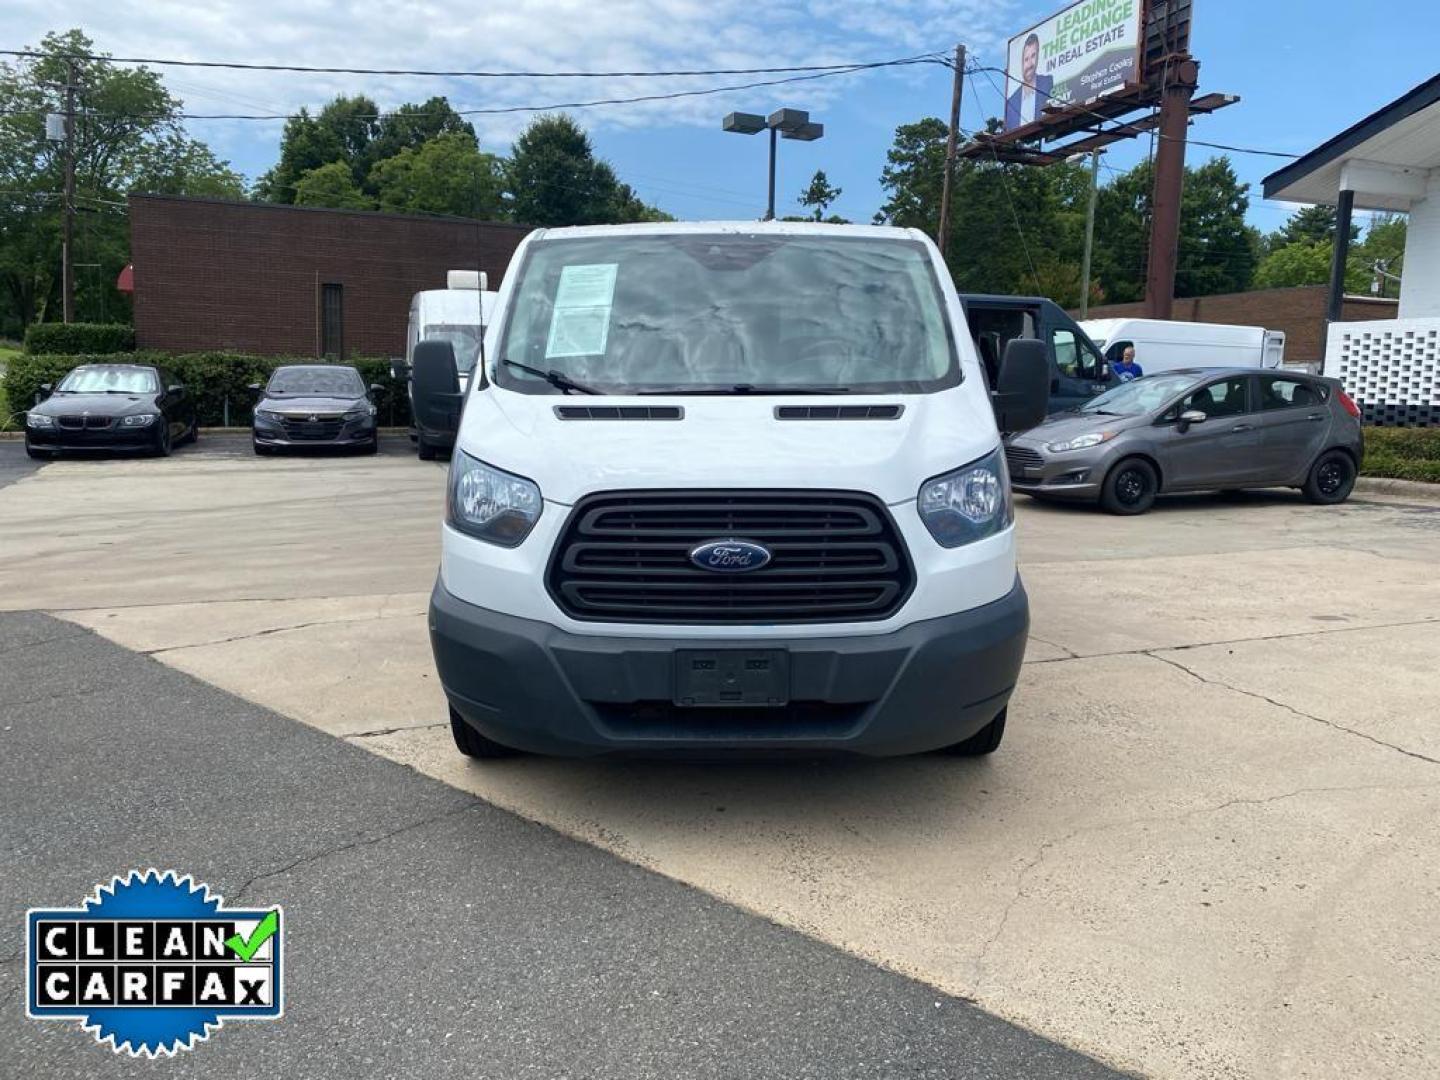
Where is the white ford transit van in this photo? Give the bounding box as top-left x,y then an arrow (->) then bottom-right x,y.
404,276 -> 498,459
419,222 -> 1049,759
1080,317 -> 1286,374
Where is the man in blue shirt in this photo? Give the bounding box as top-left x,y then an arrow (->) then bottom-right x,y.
1113,345 -> 1144,382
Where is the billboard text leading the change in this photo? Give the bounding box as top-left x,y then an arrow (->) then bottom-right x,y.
1004,0 -> 1142,132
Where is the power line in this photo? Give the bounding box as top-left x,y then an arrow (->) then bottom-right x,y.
0,55 -> 945,123
0,48 -> 946,81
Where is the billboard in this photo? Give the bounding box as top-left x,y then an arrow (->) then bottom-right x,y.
1003,0 -> 1143,132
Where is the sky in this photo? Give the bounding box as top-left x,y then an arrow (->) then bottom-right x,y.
4,0 -> 1438,234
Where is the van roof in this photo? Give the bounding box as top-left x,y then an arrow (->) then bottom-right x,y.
527,221 -> 924,242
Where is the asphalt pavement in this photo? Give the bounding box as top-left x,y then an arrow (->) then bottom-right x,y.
0,610 -> 1124,1078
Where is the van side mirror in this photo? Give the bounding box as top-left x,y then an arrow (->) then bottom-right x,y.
411,340 -> 462,434
992,339 -> 1050,432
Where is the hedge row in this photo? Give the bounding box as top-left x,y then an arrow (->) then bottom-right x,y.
2,352 -> 412,428
1361,427 -> 1440,483
23,323 -> 135,356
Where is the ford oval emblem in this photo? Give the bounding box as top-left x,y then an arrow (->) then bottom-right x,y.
689,539 -> 772,573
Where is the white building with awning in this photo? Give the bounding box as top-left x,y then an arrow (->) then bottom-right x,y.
1264,73 -> 1440,425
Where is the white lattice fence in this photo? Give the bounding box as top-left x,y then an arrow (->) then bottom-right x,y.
1325,318 -> 1440,426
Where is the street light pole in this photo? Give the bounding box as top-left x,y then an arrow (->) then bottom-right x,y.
767,126 -> 778,221
1079,148 -> 1102,319
723,109 -> 824,221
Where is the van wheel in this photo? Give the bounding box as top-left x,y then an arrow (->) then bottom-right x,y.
417,436 -> 438,461
450,706 -> 520,759
938,708 -> 1006,756
1100,457 -> 1158,515
1303,450 -> 1356,505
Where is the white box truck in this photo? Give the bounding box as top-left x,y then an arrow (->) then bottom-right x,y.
1080,317 -> 1286,374
401,270 -> 498,459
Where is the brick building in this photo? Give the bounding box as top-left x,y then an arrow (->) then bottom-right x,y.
1074,285 -> 1397,365
128,195 -> 531,359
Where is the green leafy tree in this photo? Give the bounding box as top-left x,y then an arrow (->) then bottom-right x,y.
505,115 -> 666,226
1253,240 -> 1331,289
365,97 -> 475,178
505,115 -> 617,225
255,95 -> 379,202
798,170 -> 845,222
292,160 -> 375,210
0,28 -> 242,329
1267,203 -> 1358,252
371,131 -> 505,218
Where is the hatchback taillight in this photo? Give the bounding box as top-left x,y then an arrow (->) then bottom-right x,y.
1338,390 -> 1362,419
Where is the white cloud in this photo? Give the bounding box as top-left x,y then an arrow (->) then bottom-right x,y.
3,0 -> 1020,184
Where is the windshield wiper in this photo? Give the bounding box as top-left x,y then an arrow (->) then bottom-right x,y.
637,384 -> 851,396
500,358 -> 600,395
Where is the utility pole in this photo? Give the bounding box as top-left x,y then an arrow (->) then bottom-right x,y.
1079,148 -> 1102,319
937,43 -> 966,257
1143,57 -> 1198,320
61,57 -> 78,324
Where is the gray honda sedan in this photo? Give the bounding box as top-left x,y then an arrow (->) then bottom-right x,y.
1005,368 -> 1364,514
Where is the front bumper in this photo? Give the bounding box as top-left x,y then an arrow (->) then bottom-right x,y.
1006,442 -> 1109,500
430,576 -> 1029,757
253,417 -> 376,447
25,425 -> 157,452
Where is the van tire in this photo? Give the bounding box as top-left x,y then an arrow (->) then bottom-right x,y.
1100,457 -> 1158,515
450,706 -> 520,759
1302,450 -> 1356,505
938,708 -> 1006,756
417,436 -> 438,461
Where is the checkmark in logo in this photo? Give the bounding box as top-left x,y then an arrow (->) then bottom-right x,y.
225,909 -> 279,962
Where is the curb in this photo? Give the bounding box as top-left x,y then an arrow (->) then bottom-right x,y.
1354,476 -> 1440,502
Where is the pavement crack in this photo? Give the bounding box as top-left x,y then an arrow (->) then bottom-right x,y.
1023,614 -> 1440,667
143,609 -> 419,655
1146,652 -> 1440,767
229,799 -> 482,903
1027,634 -> 1078,658
344,721 -> 447,740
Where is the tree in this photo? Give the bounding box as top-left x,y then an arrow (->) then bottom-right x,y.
1253,240 -> 1331,289
798,170 -> 844,222
255,95 -> 379,202
365,97 -> 475,179
875,118 -> 948,235
371,131 -> 505,218
1267,204 -> 1358,252
504,114 -> 666,226
0,28 -> 243,329
292,161 -> 374,210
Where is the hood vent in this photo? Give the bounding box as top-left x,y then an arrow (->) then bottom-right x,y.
554,405 -> 684,421
774,404 -> 904,420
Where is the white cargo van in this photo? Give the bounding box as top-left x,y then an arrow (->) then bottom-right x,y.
404,271 -> 498,458
413,222 -> 1051,760
1081,317 -> 1285,374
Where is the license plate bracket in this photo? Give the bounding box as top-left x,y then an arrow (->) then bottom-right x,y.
673,650 -> 789,707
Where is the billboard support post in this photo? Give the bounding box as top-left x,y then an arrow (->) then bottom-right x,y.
937,43 -> 966,257
1143,58 -> 1198,319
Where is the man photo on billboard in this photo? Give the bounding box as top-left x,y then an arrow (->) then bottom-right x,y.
1006,32 -> 1053,130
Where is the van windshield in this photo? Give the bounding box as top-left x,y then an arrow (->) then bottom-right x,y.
424,325 -> 482,373
493,233 -> 958,395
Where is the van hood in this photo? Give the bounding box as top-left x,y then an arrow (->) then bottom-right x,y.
457,386 -> 1001,506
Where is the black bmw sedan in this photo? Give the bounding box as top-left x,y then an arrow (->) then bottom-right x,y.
24,363 -> 198,459
251,365 -> 381,454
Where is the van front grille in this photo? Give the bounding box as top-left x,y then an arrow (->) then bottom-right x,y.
547,490 -> 914,625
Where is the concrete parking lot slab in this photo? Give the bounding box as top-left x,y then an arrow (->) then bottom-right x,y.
3,439 -> 1438,1078
2,612 -> 1119,1078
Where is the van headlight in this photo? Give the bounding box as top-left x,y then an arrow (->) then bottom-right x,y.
447,451 -> 542,547
917,448 -> 1012,548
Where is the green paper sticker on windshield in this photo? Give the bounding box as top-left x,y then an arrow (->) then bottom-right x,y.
545,264 -> 617,358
